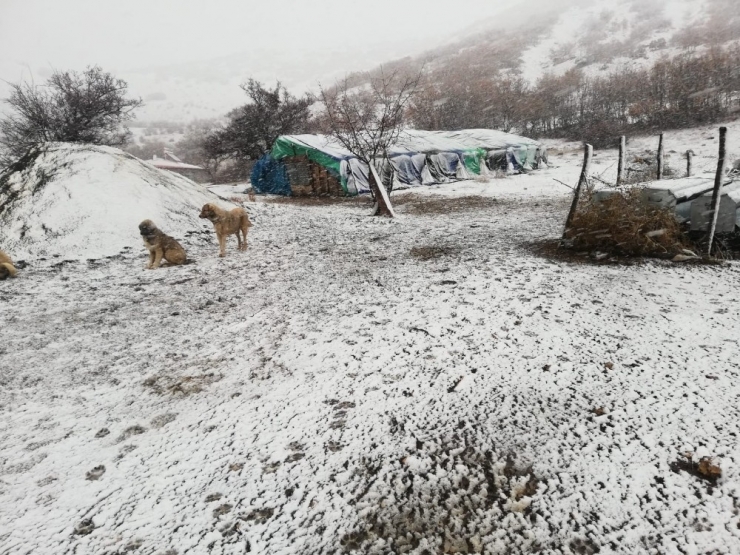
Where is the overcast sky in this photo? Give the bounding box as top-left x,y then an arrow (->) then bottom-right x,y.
0,0 -> 516,77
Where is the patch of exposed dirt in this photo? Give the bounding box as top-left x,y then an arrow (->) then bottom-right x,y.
409,245 -> 459,261
263,195 -> 372,208
393,194 -> 500,215
142,373 -> 222,396
342,437 -> 541,554
525,238 -> 724,267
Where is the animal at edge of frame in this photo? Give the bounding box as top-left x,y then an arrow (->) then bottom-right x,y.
139,220 -> 188,269
0,250 -> 17,279
199,203 -> 253,257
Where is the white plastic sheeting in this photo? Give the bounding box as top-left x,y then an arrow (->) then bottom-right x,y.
274,129 -> 545,194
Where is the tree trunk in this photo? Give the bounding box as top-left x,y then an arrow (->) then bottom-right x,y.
368,162 -> 395,217
657,133 -> 664,180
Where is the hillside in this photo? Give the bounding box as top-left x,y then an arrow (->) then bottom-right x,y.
0,143 -> 229,260
351,0 -> 736,87
124,0 -> 739,127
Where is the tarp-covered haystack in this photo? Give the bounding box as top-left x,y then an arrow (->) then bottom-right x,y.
0,143 -> 230,260
251,129 -> 546,196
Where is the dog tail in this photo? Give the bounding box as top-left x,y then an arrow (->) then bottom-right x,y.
1,262 -> 17,277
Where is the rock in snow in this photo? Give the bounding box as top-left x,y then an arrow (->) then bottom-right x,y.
0,142 -> 230,260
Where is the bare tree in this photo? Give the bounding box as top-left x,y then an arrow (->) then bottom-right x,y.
319,68 -> 420,216
0,66 -> 142,166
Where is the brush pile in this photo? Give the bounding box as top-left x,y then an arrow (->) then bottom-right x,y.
564,186 -> 695,258
623,152 -> 677,184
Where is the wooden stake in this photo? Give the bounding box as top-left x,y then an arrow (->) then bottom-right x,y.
706,127 -> 727,256
657,133 -> 664,180
686,150 -> 693,177
617,135 -> 626,185
562,143 -> 593,241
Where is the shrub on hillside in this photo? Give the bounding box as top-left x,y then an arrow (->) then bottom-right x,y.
0,66 -> 142,168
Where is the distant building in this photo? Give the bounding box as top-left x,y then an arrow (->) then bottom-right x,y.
147,150 -> 209,183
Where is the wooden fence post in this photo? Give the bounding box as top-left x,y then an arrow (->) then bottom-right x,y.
686,150 -> 693,177
657,133 -> 664,180
706,127 -> 727,256
562,143 -> 593,241
617,135 -> 626,185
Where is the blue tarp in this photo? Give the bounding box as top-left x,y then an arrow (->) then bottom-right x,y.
251,154 -> 291,196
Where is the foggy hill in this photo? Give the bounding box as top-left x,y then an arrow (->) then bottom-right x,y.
126,0 -> 738,126
353,0 -> 737,89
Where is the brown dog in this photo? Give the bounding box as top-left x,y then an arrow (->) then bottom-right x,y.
199,203 -> 252,257
0,250 -> 17,280
139,220 -> 187,269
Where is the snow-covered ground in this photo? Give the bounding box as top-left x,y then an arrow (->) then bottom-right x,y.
2,142 -> 740,554
0,143 -> 228,261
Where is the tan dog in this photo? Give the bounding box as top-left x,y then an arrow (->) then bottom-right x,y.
0,250 -> 17,280
199,203 -> 252,257
139,220 -> 187,269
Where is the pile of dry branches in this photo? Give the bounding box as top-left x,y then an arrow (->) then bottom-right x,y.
564,187 -> 695,257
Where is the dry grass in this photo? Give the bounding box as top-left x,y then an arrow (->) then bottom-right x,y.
623,153 -> 679,184
564,186 -> 695,257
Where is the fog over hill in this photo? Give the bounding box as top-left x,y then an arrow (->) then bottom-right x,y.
127,0 -> 739,124
1,0 -> 738,125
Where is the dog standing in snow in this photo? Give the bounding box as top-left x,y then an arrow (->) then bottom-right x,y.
198,203 -> 252,257
0,250 -> 17,279
138,220 -> 187,269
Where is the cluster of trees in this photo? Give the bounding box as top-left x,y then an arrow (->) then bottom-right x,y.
409,45 -> 740,147
195,79 -> 314,180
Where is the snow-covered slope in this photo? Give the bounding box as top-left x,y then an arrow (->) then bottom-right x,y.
0,143 -> 231,260
518,0 -> 710,84
354,0 -> 737,95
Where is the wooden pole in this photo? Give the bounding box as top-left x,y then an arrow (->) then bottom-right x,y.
562,143 -> 593,241
706,127 -> 727,256
686,150 -> 693,177
617,135 -> 626,185
657,133 -> 664,180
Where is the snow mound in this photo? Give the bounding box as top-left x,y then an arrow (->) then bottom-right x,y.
0,143 -> 231,260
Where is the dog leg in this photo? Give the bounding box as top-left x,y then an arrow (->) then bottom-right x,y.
147,249 -> 155,269
238,219 -> 247,251
151,249 -> 164,269
218,234 -> 226,257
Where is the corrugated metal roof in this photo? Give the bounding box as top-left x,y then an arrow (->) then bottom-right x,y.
148,159 -> 205,171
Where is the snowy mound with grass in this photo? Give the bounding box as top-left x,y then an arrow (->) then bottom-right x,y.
0,143 -> 228,260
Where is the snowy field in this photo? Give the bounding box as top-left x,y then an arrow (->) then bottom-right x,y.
2,140 -> 740,554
